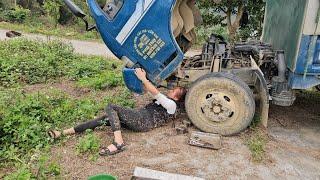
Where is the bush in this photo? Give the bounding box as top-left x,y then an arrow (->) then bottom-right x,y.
43,0 -> 61,26
4,166 -> 32,180
66,55 -> 118,80
2,6 -> 30,23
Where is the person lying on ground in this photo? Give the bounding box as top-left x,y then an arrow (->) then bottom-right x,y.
48,68 -> 187,156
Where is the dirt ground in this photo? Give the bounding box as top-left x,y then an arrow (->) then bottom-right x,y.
34,83 -> 319,180
2,81 -> 320,179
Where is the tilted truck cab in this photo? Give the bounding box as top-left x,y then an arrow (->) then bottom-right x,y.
87,0 -> 185,93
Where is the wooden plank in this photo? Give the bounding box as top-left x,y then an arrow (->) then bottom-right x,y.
132,167 -> 205,180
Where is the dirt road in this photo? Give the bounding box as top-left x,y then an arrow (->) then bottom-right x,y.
0,29 -> 200,59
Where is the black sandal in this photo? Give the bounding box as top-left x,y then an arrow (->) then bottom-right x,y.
99,142 -> 126,156
47,130 -> 62,140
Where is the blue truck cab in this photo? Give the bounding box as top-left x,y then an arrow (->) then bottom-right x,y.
87,0 -> 184,93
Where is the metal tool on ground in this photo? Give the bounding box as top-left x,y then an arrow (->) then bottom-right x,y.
175,125 -> 188,135
188,131 -> 222,150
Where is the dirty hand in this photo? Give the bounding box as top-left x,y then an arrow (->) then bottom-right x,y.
135,68 -> 148,82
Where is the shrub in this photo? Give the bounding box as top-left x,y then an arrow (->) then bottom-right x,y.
43,0 -> 61,26
2,6 -> 30,23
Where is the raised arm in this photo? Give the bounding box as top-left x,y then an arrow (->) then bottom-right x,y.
135,68 -> 177,114
134,68 -> 159,96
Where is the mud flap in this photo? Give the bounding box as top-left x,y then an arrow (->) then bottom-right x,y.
254,70 -> 270,128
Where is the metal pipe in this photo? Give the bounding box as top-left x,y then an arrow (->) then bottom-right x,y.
276,50 -> 286,82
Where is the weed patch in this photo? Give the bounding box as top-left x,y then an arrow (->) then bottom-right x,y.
77,71 -> 123,90
76,130 -> 101,161
0,38 -> 135,178
0,38 -> 121,88
246,131 -> 267,163
0,89 -> 100,163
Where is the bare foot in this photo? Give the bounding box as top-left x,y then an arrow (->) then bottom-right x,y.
48,130 -> 62,139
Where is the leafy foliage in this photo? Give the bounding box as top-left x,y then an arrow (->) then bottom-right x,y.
0,38 -> 122,88
76,70 -> 123,90
197,0 -> 266,42
43,0 -> 61,26
0,39 -> 135,178
76,130 -> 101,161
76,130 -> 101,154
0,6 -> 30,23
196,25 -> 228,45
0,39 -> 73,87
4,165 -> 33,180
0,89 -> 101,162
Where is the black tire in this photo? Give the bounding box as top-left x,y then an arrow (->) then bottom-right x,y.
316,85 -> 320,91
185,73 -> 255,136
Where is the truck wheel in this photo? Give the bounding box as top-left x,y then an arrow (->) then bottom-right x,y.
316,85 -> 320,91
185,73 -> 255,136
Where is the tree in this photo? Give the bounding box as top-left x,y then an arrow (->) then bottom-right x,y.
198,0 -> 265,42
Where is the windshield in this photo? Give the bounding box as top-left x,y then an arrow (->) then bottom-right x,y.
100,0 -> 123,20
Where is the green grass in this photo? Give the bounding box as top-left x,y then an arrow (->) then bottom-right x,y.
246,131 -> 267,163
244,116 -> 268,163
76,130 -> 101,161
0,38 -> 122,88
0,22 -> 101,41
0,39 -> 135,178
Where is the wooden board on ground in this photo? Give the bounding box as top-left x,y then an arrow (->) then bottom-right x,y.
132,167 -> 205,180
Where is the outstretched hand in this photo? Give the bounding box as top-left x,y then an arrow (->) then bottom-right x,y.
135,68 -> 148,82
135,68 -> 159,95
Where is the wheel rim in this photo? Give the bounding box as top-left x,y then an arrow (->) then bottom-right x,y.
185,73 -> 255,135
198,89 -> 240,125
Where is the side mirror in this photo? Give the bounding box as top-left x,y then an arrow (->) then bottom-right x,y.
63,0 -> 96,31
63,0 -> 86,18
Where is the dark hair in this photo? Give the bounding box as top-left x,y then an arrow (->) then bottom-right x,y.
174,87 -> 187,102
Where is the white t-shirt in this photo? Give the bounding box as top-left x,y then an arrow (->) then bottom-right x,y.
154,93 -> 177,115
